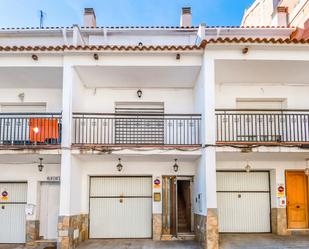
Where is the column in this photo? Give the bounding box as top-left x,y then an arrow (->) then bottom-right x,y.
204,55 -> 219,249
58,64 -> 87,249
271,168 -> 290,235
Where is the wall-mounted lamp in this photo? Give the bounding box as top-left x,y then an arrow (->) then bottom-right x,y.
245,159 -> 251,173
32,54 -> 38,61
116,158 -> 123,172
176,53 -> 181,60
242,47 -> 249,54
38,158 -> 44,172
305,159 -> 309,176
173,159 -> 179,172
93,53 -> 99,60
137,89 -> 142,98
18,93 -> 25,102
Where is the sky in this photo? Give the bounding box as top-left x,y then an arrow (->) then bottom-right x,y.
0,0 -> 255,28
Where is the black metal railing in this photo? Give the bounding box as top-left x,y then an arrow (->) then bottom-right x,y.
73,113 -> 201,145
0,113 -> 62,146
216,109 -> 309,143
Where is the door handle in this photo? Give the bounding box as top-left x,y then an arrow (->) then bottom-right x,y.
296,205 -> 300,209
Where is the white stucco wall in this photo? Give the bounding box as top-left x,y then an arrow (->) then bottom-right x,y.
72,86 -> 195,114
0,88 -> 62,112
216,84 -> 309,109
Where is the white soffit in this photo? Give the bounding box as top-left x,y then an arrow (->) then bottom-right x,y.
0,67 -> 63,88
216,60 -> 309,85
75,66 -> 200,88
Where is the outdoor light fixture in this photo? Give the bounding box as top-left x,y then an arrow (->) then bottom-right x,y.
116,158 -> 123,172
93,53 -> 99,60
242,47 -> 249,54
38,158 -> 44,172
32,54 -> 38,61
176,53 -> 181,60
305,159 -> 309,176
137,89 -> 142,98
173,159 -> 179,172
245,159 -> 251,173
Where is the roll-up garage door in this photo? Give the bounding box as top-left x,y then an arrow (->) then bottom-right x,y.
217,171 -> 271,233
0,182 -> 27,243
89,176 -> 152,238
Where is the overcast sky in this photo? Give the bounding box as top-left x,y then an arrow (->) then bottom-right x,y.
0,0 -> 254,28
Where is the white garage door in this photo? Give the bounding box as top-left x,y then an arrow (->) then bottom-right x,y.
0,182 -> 27,243
89,176 -> 152,238
217,172 -> 271,233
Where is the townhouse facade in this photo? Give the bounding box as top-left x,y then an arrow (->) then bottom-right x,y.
0,7 -> 309,249
242,0 -> 309,38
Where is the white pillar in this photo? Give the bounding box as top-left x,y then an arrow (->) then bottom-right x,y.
203,55 -> 217,210
59,63 -> 74,216
61,64 -> 73,148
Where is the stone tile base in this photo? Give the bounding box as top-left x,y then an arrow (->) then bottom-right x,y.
58,214 -> 89,249
26,220 -> 40,245
153,214 -> 162,240
206,209 -> 219,249
194,210 -> 219,249
272,208 -> 291,235
272,208 -> 309,236
194,214 -> 206,248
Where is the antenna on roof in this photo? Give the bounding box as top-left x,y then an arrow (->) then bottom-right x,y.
38,10 -> 46,28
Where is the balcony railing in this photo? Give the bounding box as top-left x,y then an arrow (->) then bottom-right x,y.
216,109 -> 309,144
0,113 -> 62,146
73,113 -> 201,146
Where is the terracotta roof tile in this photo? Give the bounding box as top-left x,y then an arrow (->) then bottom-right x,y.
1,38 -> 309,53
200,37 -> 309,47
0,45 -> 202,52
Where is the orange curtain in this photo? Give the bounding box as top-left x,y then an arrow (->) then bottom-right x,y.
29,118 -> 59,143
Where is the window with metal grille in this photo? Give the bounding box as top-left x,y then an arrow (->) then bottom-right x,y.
114,102 -> 164,144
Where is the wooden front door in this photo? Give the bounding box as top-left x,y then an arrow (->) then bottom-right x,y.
286,171 -> 309,229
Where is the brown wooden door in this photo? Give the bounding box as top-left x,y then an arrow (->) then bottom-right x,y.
286,171 -> 309,229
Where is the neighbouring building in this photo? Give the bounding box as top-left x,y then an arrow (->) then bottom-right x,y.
242,0 -> 309,38
0,6 -> 309,249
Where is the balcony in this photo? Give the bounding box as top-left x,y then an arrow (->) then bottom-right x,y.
216,109 -> 309,145
72,113 -> 201,147
0,113 -> 62,148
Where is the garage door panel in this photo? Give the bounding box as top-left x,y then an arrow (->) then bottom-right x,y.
0,182 -> 27,243
90,198 -> 152,238
217,172 -> 269,192
217,172 -> 270,233
0,182 -> 27,202
218,192 -> 270,232
90,177 -> 152,197
89,177 -> 152,239
0,204 -> 26,243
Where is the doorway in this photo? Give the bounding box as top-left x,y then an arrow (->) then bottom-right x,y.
286,171 -> 309,229
162,176 -> 193,237
39,182 -> 60,240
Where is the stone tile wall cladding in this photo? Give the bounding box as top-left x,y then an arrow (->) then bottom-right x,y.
272,208 -> 309,236
58,214 -> 89,249
26,220 -> 40,245
194,209 -> 219,249
153,214 -> 162,240
194,214 -> 206,248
